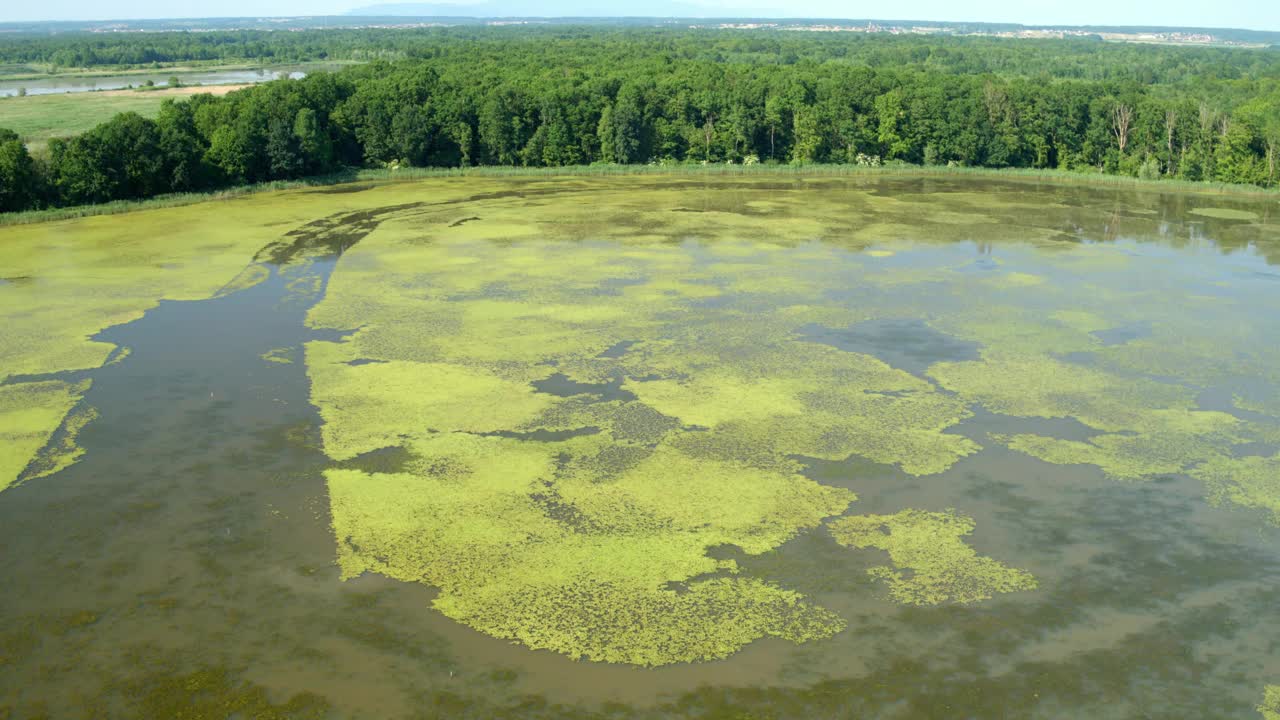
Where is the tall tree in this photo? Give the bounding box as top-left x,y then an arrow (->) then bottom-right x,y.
1112,102 -> 1133,156
0,129 -> 40,212
267,118 -> 303,178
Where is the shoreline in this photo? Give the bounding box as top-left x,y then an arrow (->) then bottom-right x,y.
88,83 -> 251,98
2,163 -> 1276,228
0,60 -> 362,83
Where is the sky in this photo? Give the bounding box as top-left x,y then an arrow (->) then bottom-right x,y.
3,0 -> 1278,32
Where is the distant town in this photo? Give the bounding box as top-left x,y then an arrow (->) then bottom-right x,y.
0,16 -> 1274,48
702,22 -> 1260,47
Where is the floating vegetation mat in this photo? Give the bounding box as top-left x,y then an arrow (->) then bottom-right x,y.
293,176 -> 1280,667
2,175 -> 1280,715
828,509 -> 1038,605
0,380 -> 89,492
1262,686 -> 1280,720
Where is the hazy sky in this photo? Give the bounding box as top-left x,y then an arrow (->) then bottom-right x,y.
4,0 -> 1278,32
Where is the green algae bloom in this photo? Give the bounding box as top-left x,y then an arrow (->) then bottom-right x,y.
997,407 -> 1245,481
327,434 -> 852,665
0,380 -> 90,492
929,354 -> 1194,431
22,405 -> 99,482
260,347 -> 295,365
827,509 -> 1038,605
215,263 -> 271,297
930,352 -> 1253,481
127,666 -> 330,720
1188,207 -> 1260,221
6,173 -> 1279,689
1191,454 -> 1280,525
617,345 -> 979,476
288,176 -> 1280,663
986,271 -> 1046,288
0,179 -> 495,490
301,185 -> 1038,665
1261,686 -> 1280,720
306,345 -> 558,461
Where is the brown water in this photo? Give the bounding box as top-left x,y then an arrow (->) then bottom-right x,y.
2,175 -> 1280,719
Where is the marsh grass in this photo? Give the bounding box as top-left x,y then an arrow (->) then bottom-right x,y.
2,163 -> 1277,228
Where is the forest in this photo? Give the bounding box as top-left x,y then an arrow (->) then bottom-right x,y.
2,26 -> 1280,212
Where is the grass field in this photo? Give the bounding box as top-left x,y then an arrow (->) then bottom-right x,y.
0,85 -> 247,152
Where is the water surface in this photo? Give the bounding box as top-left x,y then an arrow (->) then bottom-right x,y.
0,65 -> 332,97
1,176 -> 1279,719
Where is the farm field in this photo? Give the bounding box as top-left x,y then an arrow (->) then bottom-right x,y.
2,174 -> 1280,718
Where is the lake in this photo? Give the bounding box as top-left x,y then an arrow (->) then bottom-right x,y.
0,65 -> 326,98
1,174 -> 1279,718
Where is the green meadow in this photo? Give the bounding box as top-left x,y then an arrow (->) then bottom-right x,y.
0,91 -> 171,151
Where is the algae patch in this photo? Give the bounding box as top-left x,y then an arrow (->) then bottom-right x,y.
0,380 -> 90,492
261,347 -> 296,365
214,263 -> 271,298
125,667 -> 330,720
1191,453 -> 1280,525
298,183 -> 1139,664
827,509 -> 1037,605
306,345 -> 557,461
0,180 -> 469,492
327,434 -> 852,665
930,353 -> 1250,480
22,404 -> 99,482
1189,208 -> 1260,221
302,201 -> 1002,665
284,176 -> 1280,666
1261,686 -> 1280,720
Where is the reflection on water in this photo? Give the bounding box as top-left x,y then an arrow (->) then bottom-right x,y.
1,176 -> 1279,718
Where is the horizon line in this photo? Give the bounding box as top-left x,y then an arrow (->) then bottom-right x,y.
0,15 -> 1276,34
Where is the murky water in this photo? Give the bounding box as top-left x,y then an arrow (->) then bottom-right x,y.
2,176 -> 1280,719
0,65 -> 327,97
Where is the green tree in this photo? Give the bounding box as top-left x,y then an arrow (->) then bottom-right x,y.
597,86 -> 644,164
764,93 -> 785,161
790,105 -> 821,163
156,99 -> 211,191
478,86 -> 532,166
0,129 -> 40,212
292,107 -> 333,174
267,118 -> 303,178
1214,118 -> 1265,185
205,125 -> 256,184
50,112 -> 165,204
874,88 -> 910,160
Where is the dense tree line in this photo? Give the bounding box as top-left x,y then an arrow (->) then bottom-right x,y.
3,27 -> 1280,83
2,29 -> 1280,212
